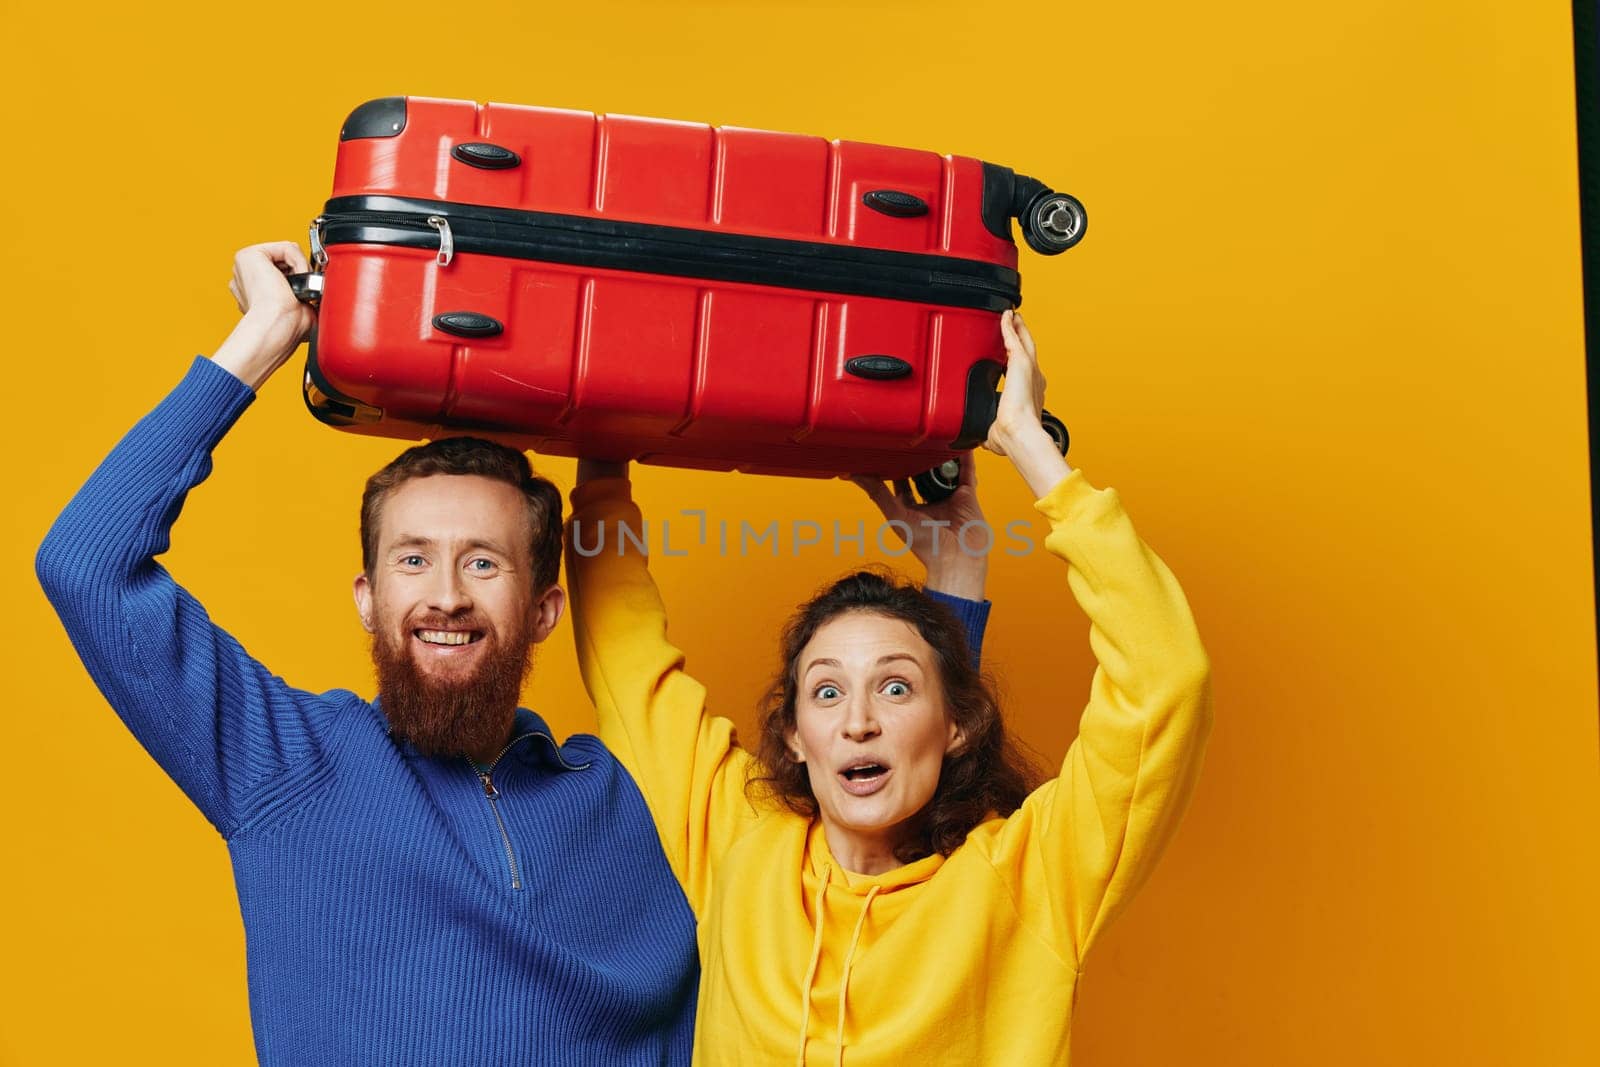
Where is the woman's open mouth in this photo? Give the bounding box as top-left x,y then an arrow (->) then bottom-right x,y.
837,762 -> 892,797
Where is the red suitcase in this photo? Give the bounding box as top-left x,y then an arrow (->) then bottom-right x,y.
295,96 -> 1082,496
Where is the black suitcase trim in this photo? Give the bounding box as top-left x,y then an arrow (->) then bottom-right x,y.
317,195 -> 1023,311
341,97 -> 408,141
303,332 -> 384,427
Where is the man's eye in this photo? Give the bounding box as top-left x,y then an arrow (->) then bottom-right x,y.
400,555 -> 426,568
467,558 -> 497,574
814,685 -> 841,701
883,681 -> 910,697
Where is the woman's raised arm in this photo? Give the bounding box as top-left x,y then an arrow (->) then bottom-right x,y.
566,463 -> 757,914
978,311 -> 1214,965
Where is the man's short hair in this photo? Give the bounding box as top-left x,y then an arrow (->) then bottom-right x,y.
360,437 -> 562,593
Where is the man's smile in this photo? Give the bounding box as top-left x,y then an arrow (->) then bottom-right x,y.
415,629 -> 483,647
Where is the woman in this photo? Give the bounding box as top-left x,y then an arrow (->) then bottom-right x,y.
566,311 -> 1212,1065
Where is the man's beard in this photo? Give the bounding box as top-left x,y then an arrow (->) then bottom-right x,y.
372,613 -> 533,760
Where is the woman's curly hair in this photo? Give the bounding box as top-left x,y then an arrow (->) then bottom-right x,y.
747,568 -> 1040,864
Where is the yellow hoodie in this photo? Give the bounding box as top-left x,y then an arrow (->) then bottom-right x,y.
566,471 -> 1212,1066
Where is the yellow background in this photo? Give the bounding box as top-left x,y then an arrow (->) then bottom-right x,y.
4,1 -> 1597,1063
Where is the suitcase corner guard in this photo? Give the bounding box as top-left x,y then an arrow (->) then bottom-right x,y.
341,97 -> 407,142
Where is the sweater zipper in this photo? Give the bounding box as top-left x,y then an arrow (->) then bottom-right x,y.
472,742 -> 527,892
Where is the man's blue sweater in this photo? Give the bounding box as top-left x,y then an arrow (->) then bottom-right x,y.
35,359 -> 701,1066
36,357 -> 992,1066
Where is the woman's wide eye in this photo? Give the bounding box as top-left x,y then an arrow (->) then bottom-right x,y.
883,681 -> 910,697
815,684 -> 841,701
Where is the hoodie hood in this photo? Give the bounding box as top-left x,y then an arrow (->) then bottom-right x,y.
801,819 -> 946,895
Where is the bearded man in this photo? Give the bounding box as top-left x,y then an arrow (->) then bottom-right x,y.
35,243 -> 700,1066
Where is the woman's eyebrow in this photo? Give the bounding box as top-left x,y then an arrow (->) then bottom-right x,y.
802,653 -> 922,675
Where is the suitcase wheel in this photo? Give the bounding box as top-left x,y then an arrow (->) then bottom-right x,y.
1040,410 -> 1071,454
912,460 -> 963,505
1021,192 -> 1087,255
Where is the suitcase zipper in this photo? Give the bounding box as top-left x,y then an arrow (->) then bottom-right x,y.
426,215 -> 453,265
314,195 -> 1021,311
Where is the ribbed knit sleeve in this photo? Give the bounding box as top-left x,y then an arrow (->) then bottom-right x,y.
925,590 -> 991,668
977,469 -> 1212,967
36,357 -> 349,837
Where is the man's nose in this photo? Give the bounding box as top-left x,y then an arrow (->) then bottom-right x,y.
426,565 -> 473,615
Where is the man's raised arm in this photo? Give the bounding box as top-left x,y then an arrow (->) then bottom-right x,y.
35,243 -> 343,837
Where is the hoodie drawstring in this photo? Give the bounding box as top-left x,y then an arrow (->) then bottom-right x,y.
796,863 -> 881,1067
834,884 -> 880,1067
797,863 -> 832,1067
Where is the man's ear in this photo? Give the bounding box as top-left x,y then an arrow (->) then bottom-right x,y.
353,573 -> 375,634
529,584 -> 566,644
